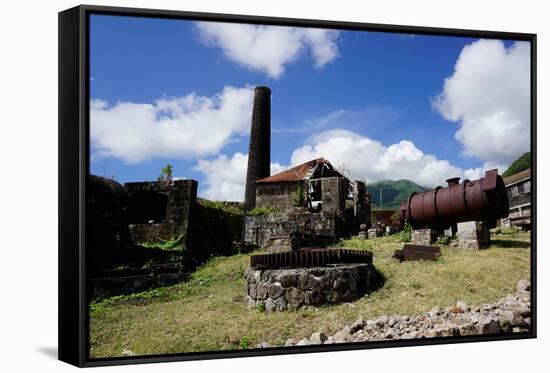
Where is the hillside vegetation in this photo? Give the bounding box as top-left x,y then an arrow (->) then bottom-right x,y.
502,152 -> 531,178
369,179 -> 429,211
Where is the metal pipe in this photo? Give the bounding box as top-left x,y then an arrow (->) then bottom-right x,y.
399,169 -> 509,229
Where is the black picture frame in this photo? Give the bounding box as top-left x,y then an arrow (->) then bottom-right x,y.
59,4 -> 537,367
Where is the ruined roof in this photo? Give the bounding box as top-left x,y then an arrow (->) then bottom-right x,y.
256,158 -> 329,183
503,168 -> 531,186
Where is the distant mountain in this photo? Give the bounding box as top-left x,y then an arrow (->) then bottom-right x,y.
502,152 -> 531,178
368,179 -> 430,211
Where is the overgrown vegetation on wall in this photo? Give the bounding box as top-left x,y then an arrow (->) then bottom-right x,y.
248,206 -> 279,216
185,199 -> 246,265
197,198 -> 245,214
292,184 -> 306,207
140,235 -> 185,251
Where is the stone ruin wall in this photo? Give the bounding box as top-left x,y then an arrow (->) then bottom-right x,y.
124,178 -> 244,262
185,202 -> 244,263
320,176 -> 347,213
244,211 -> 341,248
248,177 -> 368,249
353,181 -> 370,231
125,179 -> 197,244
255,177 -> 350,215
245,264 -> 375,311
255,181 -> 302,212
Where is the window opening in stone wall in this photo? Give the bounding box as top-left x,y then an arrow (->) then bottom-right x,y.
126,192 -> 168,224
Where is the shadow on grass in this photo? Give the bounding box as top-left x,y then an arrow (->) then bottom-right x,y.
366,266 -> 386,294
491,239 -> 531,249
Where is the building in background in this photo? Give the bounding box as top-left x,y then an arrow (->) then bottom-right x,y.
254,158 -> 352,213
501,168 -> 531,230
244,158 -> 372,248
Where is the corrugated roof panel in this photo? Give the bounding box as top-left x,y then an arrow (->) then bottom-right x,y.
255,158 -> 327,183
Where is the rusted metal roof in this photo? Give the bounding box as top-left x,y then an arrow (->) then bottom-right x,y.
255,158 -> 328,183
503,168 -> 531,186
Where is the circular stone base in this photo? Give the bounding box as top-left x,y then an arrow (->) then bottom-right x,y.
245,264 -> 375,311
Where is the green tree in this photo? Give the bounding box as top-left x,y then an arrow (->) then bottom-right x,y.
158,163 -> 174,182
292,183 -> 306,207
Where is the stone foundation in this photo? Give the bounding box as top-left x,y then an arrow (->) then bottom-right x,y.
457,221 -> 489,250
245,264 -> 375,311
265,236 -> 292,253
368,228 -> 383,239
244,212 -> 340,248
412,228 -> 437,245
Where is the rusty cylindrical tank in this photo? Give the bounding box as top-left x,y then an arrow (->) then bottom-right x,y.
399,169 -> 509,230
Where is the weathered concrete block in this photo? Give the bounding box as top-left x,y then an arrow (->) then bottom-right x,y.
368,228 -> 381,239
457,221 -> 489,250
412,228 -> 437,245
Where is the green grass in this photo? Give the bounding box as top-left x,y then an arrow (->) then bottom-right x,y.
89,232 -> 531,358
139,235 -> 185,251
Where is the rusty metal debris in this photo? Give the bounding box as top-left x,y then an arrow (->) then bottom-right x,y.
399,169 -> 509,230
250,248 -> 372,269
393,244 -> 441,262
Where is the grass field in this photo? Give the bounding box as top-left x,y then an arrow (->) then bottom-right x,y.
89,231 -> 531,358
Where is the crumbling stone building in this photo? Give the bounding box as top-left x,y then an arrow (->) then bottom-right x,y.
500,168 -> 531,229
255,158 -> 349,213
89,176 -> 244,269
124,179 -> 198,243
245,158 -> 371,248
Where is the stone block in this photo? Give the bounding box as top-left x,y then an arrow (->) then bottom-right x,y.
368,228 -> 380,239
457,221 -> 489,250
267,282 -> 284,298
412,228 -> 436,245
285,287 -> 305,309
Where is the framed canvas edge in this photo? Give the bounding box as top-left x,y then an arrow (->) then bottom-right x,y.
58,4 -> 538,368
59,5 -> 88,367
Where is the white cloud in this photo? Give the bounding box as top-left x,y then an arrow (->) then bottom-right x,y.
194,153 -> 286,201
196,22 -> 340,78
195,129 -> 505,201
90,86 -> 254,164
290,129 -> 493,188
432,39 -> 530,165
273,107 -> 400,134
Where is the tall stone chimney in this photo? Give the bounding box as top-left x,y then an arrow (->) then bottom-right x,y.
244,86 -> 271,210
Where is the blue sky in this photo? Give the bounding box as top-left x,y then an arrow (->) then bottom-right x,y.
89,14 -> 530,201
